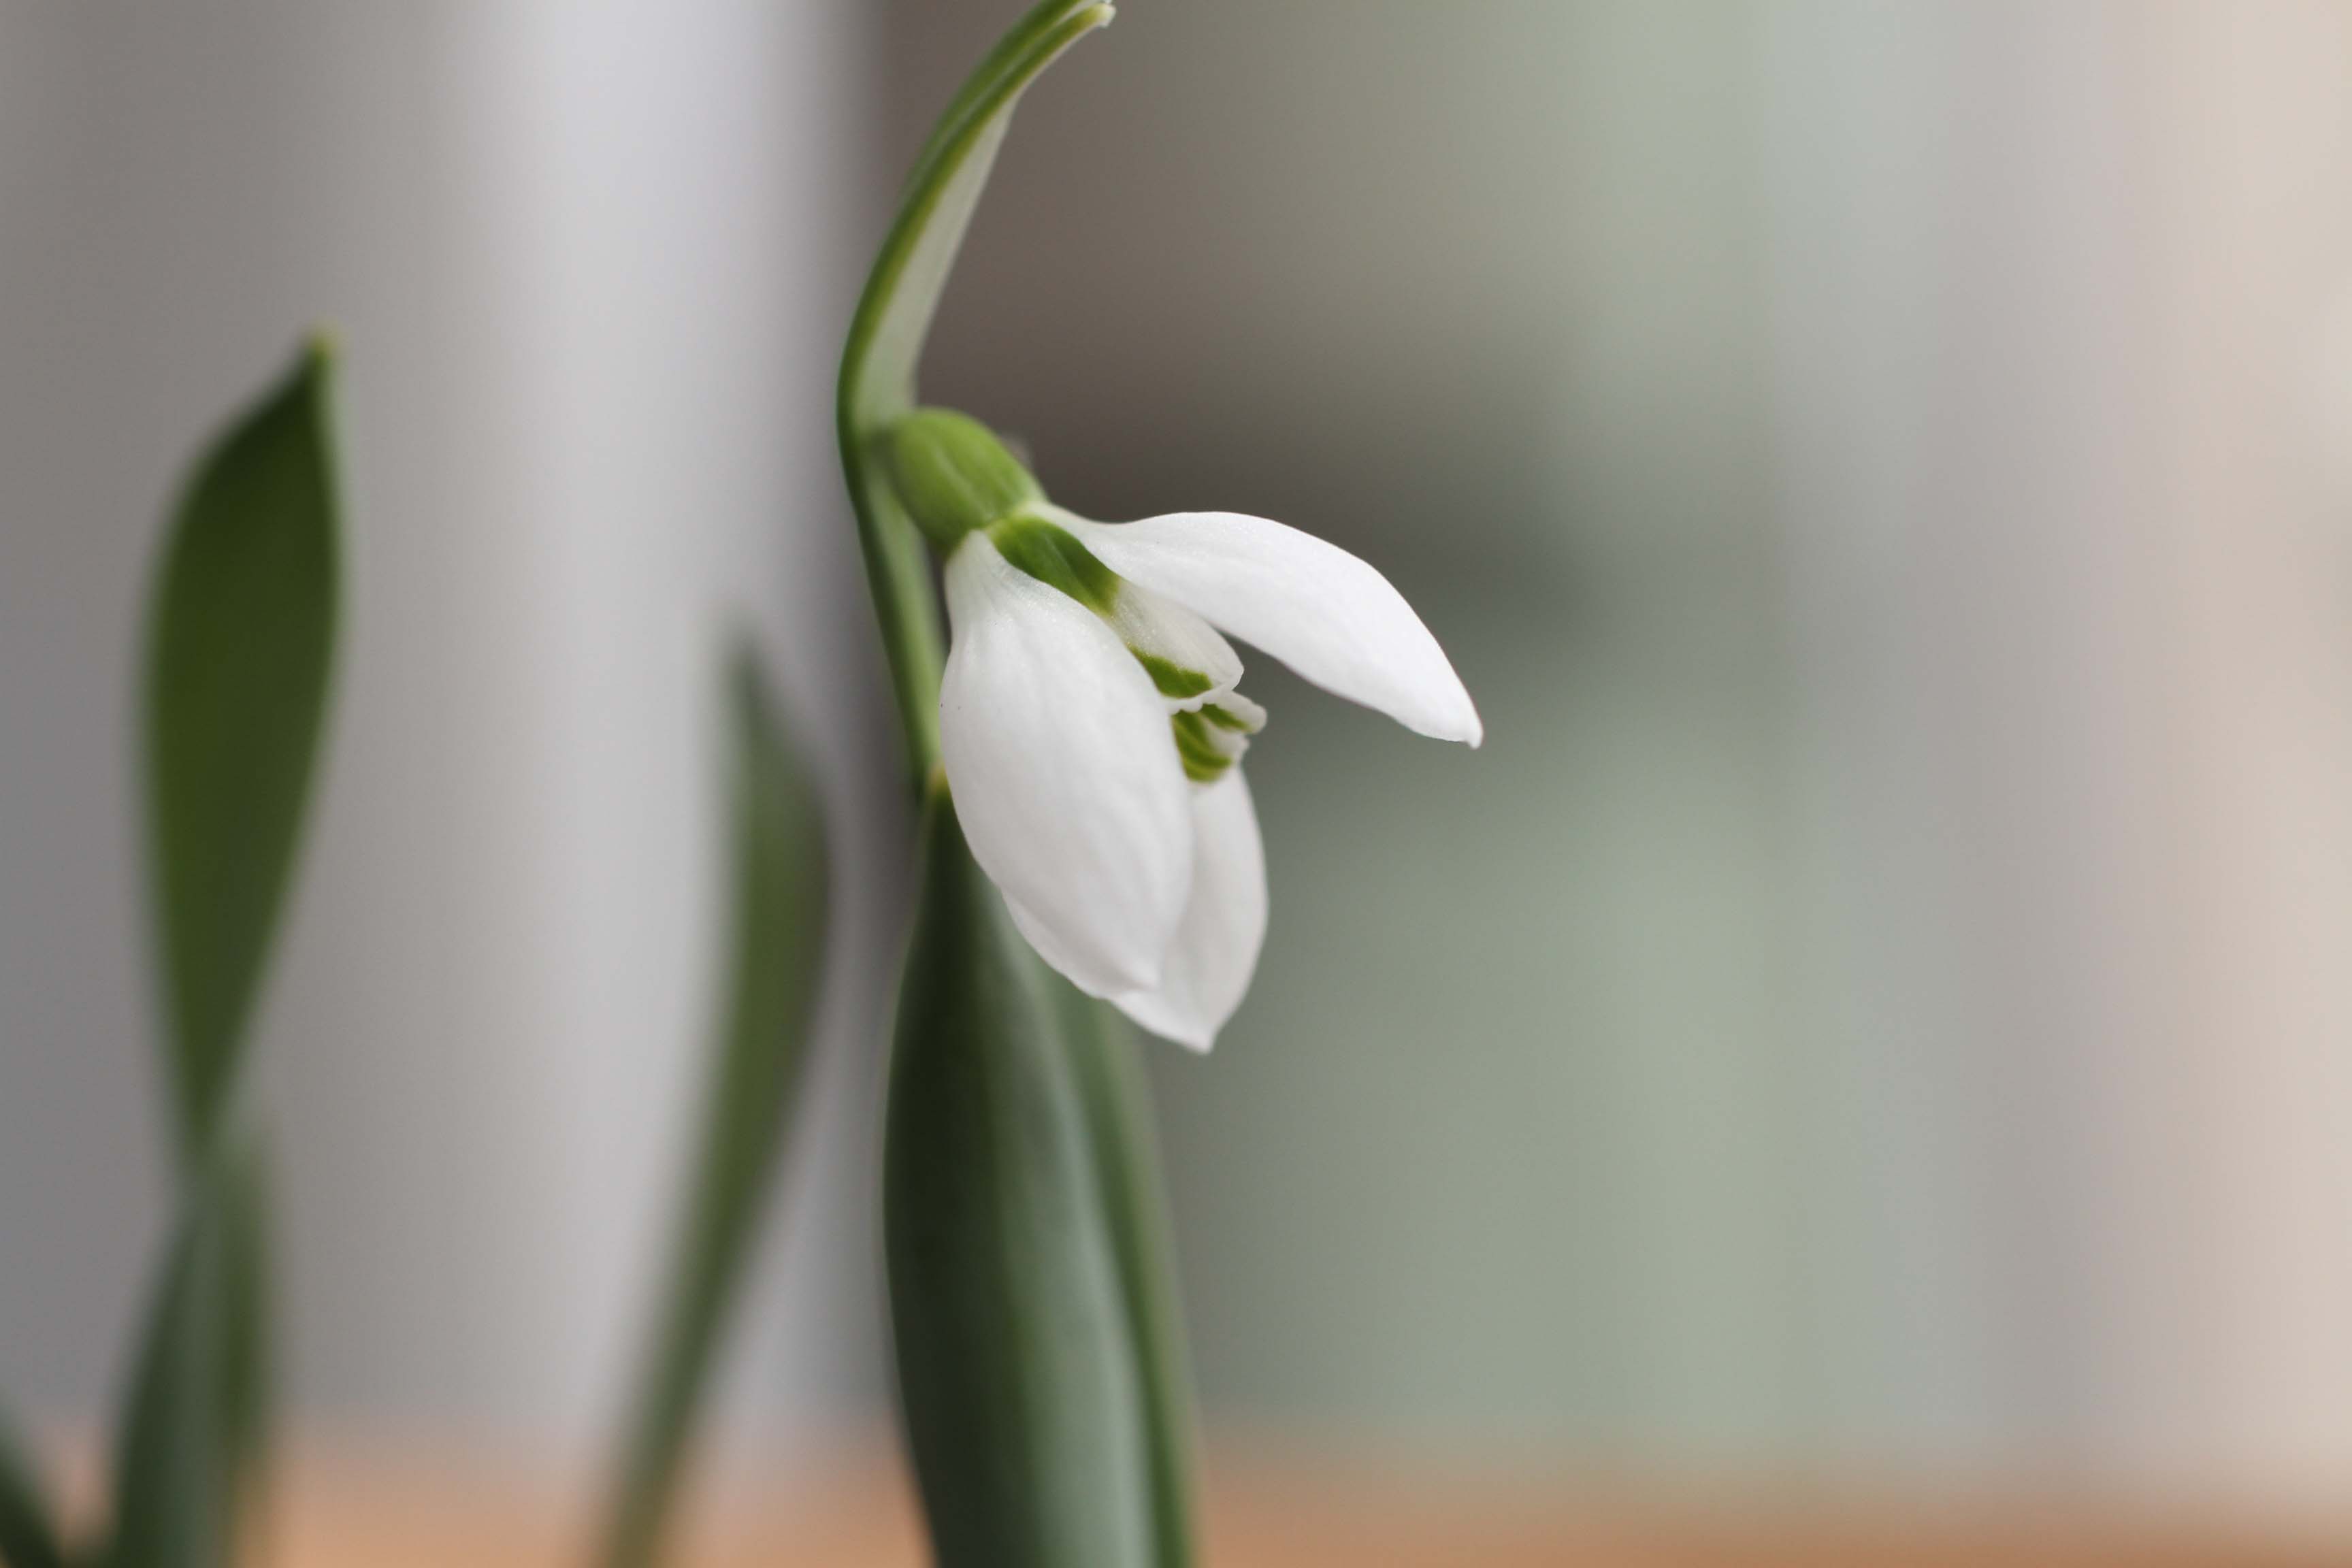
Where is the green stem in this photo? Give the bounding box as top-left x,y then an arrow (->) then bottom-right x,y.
835,419 -> 947,782
834,1 -> 1115,789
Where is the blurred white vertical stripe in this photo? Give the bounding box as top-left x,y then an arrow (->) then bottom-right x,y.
1767,0 -> 2352,1512
2136,0 -> 2352,1509
1762,1 -> 2005,1468
0,0 -> 892,1472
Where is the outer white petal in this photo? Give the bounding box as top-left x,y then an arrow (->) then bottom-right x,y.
1109,770 -> 1268,1052
1004,893 -> 1114,999
1062,509 -> 1483,746
941,533 -> 1192,994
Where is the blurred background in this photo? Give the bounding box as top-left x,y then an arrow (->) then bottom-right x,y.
4,0 -> 2351,1549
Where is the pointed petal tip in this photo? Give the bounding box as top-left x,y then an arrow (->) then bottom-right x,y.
1404,687 -> 1483,749
1112,948 -> 1170,994
1072,510 -> 1487,750
1113,996 -> 1217,1052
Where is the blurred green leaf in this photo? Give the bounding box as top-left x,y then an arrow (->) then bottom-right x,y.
1058,995 -> 1197,1567
884,791 -> 1160,1568
0,1410 -> 63,1568
216,1142 -> 272,1512
836,0 -> 1113,780
600,649 -> 830,1568
104,1137 -> 265,1568
110,340 -> 340,1568
144,340 -> 340,1160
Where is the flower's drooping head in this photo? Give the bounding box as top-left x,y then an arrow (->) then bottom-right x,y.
881,406 -> 1480,1049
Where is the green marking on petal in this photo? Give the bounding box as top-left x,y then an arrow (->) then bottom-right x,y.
1169,713 -> 1224,767
987,514 -> 1120,615
1176,751 -> 1227,785
1200,703 -> 1256,733
1169,708 -> 1245,784
1135,653 -> 1213,700
985,514 -> 1241,708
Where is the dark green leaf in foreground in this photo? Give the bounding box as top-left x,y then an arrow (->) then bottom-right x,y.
1058,995 -> 1197,1567
884,790 -> 1162,1568
600,649 -> 830,1568
0,1409 -> 63,1568
104,1137 -> 267,1568
144,340 -> 340,1160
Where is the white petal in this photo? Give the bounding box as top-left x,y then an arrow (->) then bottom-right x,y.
1004,893 -> 1113,998
1207,690 -> 1267,732
1062,510 -> 1483,746
941,533 -> 1192,994
1110,770 -> 1268,1052
1104,581 -> 1243,709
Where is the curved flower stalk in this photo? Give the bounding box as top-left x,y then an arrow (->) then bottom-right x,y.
840,1 -> 1118,783
837,1 -> 1480,1045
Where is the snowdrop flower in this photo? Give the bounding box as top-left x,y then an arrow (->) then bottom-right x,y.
883,408 -> 1482,1049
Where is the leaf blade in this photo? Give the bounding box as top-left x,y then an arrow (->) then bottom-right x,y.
104,1139 -> 265,1568
143,341 -> 340,1158
598,649 -> 830,1568
884,790 -> 1157,1568
1058,995 -> 1198,1567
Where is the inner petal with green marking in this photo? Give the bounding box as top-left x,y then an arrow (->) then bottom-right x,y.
986,513 -> 1244,710
1171,692 -> 1265,784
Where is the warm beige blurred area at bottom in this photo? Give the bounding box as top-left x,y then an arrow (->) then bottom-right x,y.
176,1439 -> 2340,1568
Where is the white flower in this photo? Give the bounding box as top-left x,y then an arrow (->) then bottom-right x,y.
936,502 -> 1481,1050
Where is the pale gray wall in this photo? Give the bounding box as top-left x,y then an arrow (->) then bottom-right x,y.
0,0 -> 898,1469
